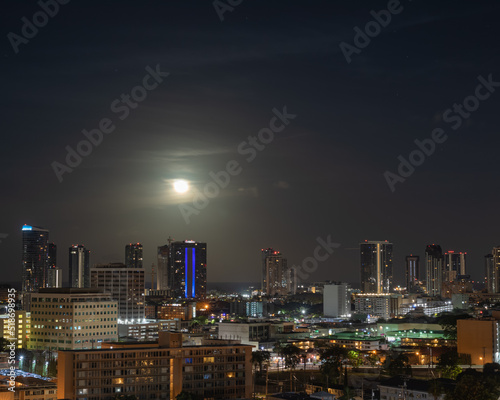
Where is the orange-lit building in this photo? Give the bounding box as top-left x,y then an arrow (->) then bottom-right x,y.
457,317 -> 500,365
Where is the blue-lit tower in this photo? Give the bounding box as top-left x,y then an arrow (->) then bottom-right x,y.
168,240 -> 207,299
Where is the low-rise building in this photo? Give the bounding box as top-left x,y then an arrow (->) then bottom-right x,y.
118,319 -> 188,340
0,310 -> 30,349
354,294 -> 402,319
318,332 -> 389,352
58,332 -> 252,400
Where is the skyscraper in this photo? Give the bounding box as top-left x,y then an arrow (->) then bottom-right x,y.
261,248 -> 274,293
125,243 -> 143,269
157,244 -> 170,291
69,245 -> 90,288
168,240 -> 207,299
360,240 -> 393,294
485,253 -> 496,293
21,224 -> 50,293
443,251 -> 466,282
405,255 -> 419,293
46,243 -> 59,288
263,250 -> 288,296
425,244 -> 443,296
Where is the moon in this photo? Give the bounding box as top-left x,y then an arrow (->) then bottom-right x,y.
173,180 -> 189,193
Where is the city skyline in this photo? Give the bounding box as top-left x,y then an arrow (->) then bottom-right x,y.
2,0 -> 500,288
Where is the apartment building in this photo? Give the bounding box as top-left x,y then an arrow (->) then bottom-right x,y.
58,332 -> 252,400
28,288 -> 118,351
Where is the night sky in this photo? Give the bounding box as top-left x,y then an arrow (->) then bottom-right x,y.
2,0 -> 500,288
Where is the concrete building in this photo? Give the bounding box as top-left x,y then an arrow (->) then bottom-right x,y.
21,224 -> 50,293
443,250 -> 466,282
323,283 -> 351,318
117,319 -> 184,340
125,243 -> 143,269
457,316 -> 500,365
399,299 -> 453,317
28,288 -> 117,351
57,332 -> 252,400
90,263 -> 145,322
354,293 -> 402,319
218,321 -> 294,347
485,253 -> 496,293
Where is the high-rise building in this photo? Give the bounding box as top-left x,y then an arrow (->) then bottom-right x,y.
489,247 -> 500,294
323,283 -> 351,318
21,224 -> 50,293
425,244 -> 443,296
443,250 -> 466,282
168,240 -> 207,299
125,243 -> 143,269
157,244 -> 170,290
46,242 -> 57,285
485,253 -> 496,293
360,240 -> 393,294
261,248 -> 274,293
69,245 -> 90,288
90,263 -> 145,321
405,255 -> 419,293
264,250 -> 288,296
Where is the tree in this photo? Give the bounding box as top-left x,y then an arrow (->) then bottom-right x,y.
382,352 -> 412,377
251,350 -> 270,374
319,346 -> 348,385
175,392 -> 200,400
438,313 -> 471,339
436,349 -> 462,379
281,344 -> 301,370
445,370 -> 500,400
347,350 -> 363,369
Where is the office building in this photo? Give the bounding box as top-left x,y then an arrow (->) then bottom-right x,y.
425,245 -> 443,296
360,240 -> 393,294
443,250 -> 466,282
91,263 -> 145,321
28,288 -> 117,351
125,242 -> 143,269
263,250 -> 289,296
69,245 -> 90,288
485,253 -> 497,293
21,224 -> 50,293
58,332 -> 252,400
323,283 -> 351,318
405,255 -> 419,293
168,240 -> 207,299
